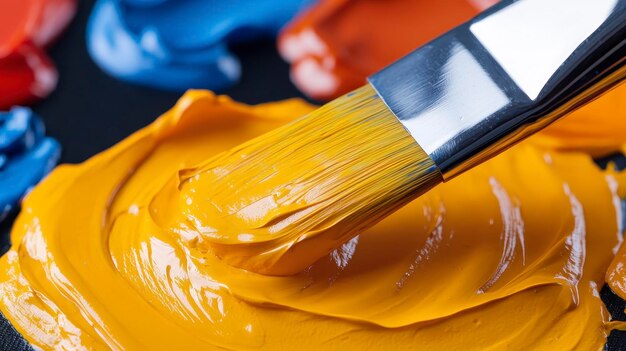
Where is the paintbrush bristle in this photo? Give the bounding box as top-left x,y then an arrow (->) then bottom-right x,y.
178,85 -> 442,275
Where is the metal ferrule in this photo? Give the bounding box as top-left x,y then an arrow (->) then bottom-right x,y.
368,0 -> 626,180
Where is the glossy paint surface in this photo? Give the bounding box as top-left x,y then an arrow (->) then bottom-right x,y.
0,107 -> 60,221
179,85 -> 440,275
87,0 -> 313,91
0,0 -> 77,109
279,0 -> 498,100
0,87 -> 625,349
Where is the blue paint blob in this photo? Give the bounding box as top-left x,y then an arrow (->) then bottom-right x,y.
87,0 -> 313,91
0,107 -> 61,221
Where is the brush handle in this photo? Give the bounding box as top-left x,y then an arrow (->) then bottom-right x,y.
369,0 -> 626,180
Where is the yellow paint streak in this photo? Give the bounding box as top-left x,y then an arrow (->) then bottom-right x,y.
0,86 -> 625,350
178,85 -> 440,275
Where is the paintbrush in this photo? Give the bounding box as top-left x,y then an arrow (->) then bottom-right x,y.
180,0 -> 626,275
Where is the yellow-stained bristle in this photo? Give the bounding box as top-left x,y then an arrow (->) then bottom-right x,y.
178,85 -> 442,275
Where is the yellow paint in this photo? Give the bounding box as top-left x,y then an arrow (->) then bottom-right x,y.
0,86 -> 626,350
180,85 -> 440,275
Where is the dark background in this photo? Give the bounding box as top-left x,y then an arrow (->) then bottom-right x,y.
0,0 -> 625,349
34,1 -> 309,165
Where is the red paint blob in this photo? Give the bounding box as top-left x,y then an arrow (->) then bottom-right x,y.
279,0 -> 498,101
0,0 -> 76,109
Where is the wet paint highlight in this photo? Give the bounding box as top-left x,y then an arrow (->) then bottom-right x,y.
178,85 -> 440,275
278,0 -> 498,100
87,0 -> 313,92
0,0 -> 76,109
0,87 -> 626,349
0,107 -> 60,222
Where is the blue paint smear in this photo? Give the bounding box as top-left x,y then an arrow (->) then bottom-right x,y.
87,0 -> 314,91
0,107 -> 61,221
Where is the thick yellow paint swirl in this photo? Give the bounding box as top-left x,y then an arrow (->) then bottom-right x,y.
1,87 -> 626,350
179,85 -> 440,275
